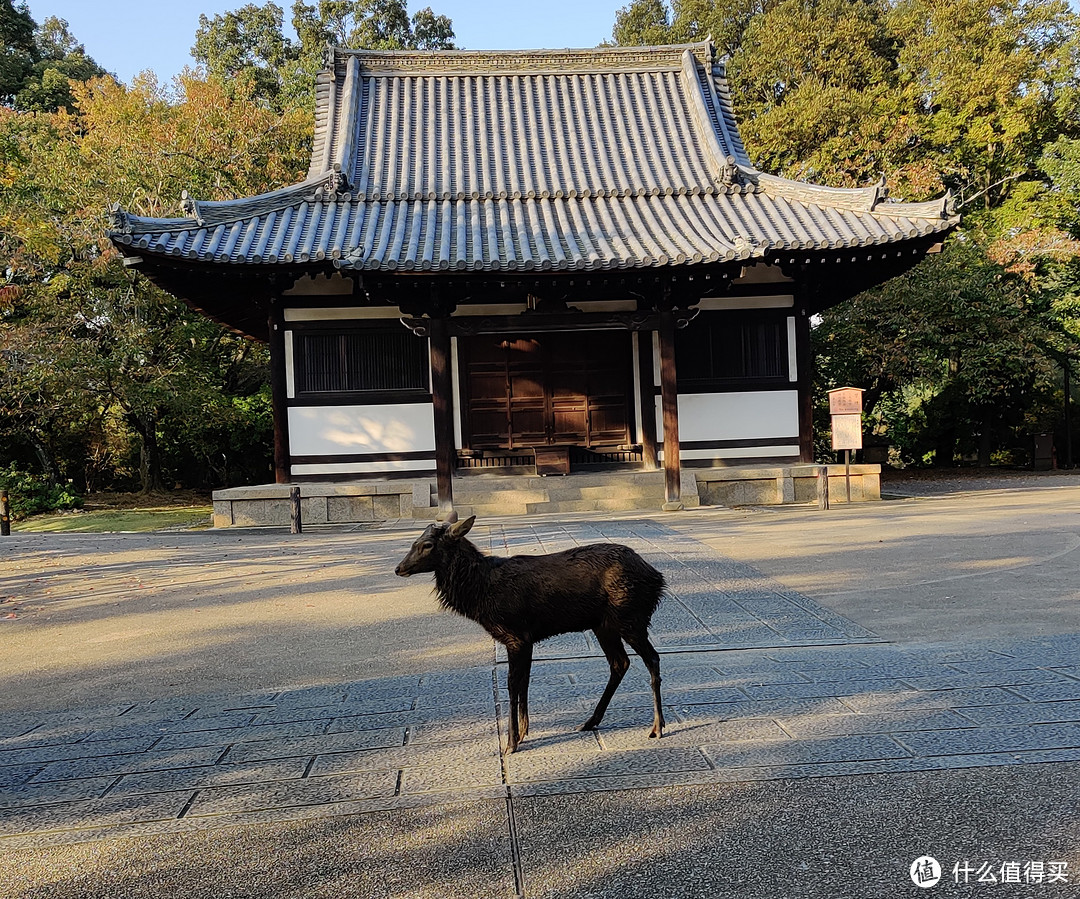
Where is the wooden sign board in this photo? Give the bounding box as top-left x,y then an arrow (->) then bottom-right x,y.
831,413 -> 863,450
829,387 -> 864,416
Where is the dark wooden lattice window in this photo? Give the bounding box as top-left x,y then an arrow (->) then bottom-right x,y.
294,329 -> 428,397
676,311 -> 788,391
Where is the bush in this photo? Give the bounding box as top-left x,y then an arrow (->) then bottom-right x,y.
0,463 -> 83,519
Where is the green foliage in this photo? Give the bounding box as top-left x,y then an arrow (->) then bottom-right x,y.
0,0 -> 35,100
2,11 -> 108,111
0,68 -> 308,494
193,3 -> 294,107
0,462 -> 82,518
194,1 -> 456,109
814,236 -> 1077,465
615,0 -> 1080,466
2,0 -> 461,497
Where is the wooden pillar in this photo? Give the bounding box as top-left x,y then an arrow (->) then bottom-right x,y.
429,316 -> 455,519
268,302 -> 291,484
657,305 -> 682,510
637,331 -> 659,470
794,286 -> 814,463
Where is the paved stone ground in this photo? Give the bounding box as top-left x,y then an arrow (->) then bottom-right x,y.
2,518 -> 1079,856
3,486 -> 1080,897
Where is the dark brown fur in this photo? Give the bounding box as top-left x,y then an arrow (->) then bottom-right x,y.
395,516 -> 666,752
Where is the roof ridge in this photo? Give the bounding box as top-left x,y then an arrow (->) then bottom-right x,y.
329,41 -> 716,75
757,173 -> 953,219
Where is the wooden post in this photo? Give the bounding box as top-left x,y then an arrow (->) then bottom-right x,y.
1066,365 -> 1073,469
817,465 -> 830,510
637,331 -> 659,470
268,303 -> 291,484
429,315 -> 455,520
289,485 -> 302,534
794,288 -> 814,464
0,489 -> 10,536
658,304 -> 682,510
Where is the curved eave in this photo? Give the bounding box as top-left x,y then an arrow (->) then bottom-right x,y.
111,246 -> 300,342
108,191 -> 957,277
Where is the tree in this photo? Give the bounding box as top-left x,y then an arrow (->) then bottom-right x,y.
614,0 -> 1080,465
194,1 -> 456,111
0,72 -> 309,493
0,0 -> 34,101
2,7 -> 109,112
193,3 -> 294,107
814,238 -> 1074,465
612,0 -> 773,57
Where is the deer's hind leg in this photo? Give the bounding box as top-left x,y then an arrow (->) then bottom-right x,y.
505,643 -> 533,753
622,627 -> 664,739
579,626 -> 630,731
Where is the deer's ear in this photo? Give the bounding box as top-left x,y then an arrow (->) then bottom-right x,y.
446,515 -> 476,540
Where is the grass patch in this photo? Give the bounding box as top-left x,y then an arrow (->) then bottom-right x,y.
12,506 -> 212,533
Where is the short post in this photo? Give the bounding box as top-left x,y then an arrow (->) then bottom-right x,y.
289,485 -> 302,534
817,466 -> 830,510
0,489 -> 10,536
845,449 -> 852,503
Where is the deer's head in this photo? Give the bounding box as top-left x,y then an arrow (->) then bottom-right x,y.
394,516 -> 476,577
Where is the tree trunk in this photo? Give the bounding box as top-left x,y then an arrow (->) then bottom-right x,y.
128,412 -> 167,494
933,429 -> 956,467
25,433 -> 60,484
977,408 -> 995,468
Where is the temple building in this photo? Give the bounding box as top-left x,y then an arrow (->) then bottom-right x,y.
108,41 -> 958,523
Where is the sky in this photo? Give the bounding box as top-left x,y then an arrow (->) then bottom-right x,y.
26,1 -> 624,85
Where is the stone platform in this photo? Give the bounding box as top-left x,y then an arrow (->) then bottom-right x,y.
211,464 -> 881,527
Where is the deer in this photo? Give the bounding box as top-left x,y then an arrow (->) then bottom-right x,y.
395,515 -> 666,753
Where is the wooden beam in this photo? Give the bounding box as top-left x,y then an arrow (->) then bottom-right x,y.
658,304 -> 682,509
794,283 -> 815,463
268,303 -> 291,484
428,315 -> 456,519
636,332 -> 659,470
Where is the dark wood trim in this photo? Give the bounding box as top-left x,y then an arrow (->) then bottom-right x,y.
288,391 -> 432,407
293,469 -> 435,482
636,331 -> 658,470
291,451 -> 436,465
658,302 -> 681,506
716,280 -> 797,298
680,437 -> 801,451
402,309 -> 698,338
268,303 -> 291,484
429,313 -> 456,515
673,379 -> 792,394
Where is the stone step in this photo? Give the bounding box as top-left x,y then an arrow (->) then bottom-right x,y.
449,488 -> 550,505
412,470 -> 700,520
541,484 -> 667,502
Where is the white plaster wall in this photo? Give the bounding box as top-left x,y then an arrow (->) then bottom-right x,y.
288,404 -> 436,456
657,391 -> 800,443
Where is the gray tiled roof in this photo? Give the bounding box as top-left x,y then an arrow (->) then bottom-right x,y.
108,42 -> 957,272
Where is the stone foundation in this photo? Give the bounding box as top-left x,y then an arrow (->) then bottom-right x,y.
212,481 -> 434,528
212,464 -> 880,527
696,464 -> 881,507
